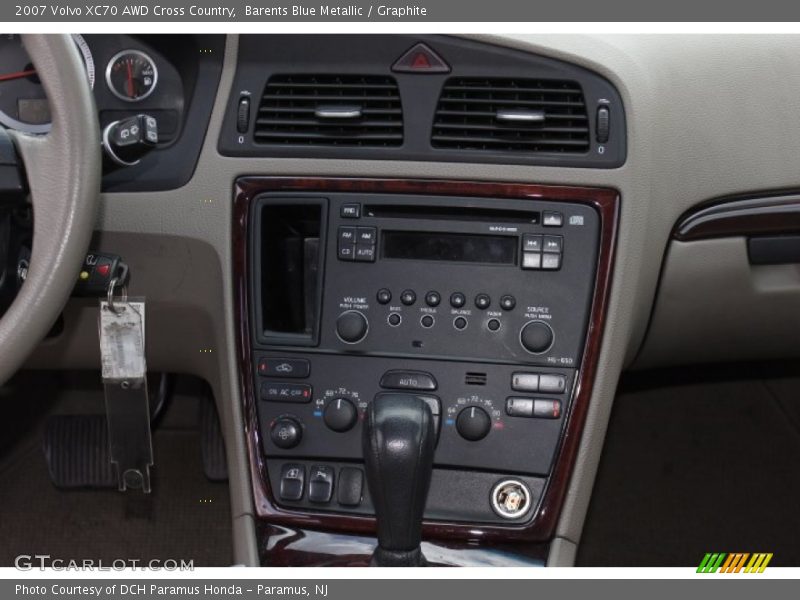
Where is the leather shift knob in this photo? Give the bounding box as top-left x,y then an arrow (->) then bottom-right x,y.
362,393 -> 435,565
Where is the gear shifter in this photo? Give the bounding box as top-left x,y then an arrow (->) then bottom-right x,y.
362,393 -> 435,567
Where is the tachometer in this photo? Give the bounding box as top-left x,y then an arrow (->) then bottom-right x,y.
105,50 -> 158,102
0,34 -> 94,134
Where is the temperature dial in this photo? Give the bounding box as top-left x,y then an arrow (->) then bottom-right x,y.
456,406 -> 491,441
106,50 -> 158,102
323,397 -> 358,432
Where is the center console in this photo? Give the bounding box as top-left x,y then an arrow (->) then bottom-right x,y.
234,177 -> 618,564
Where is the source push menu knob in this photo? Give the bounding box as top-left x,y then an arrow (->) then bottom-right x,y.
520,320 -> 554,354
336,310 -> 369,344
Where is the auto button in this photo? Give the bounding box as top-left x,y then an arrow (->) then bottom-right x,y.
380,370 -> 438,391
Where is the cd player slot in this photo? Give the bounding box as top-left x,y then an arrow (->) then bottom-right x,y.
364,204 -> 540,224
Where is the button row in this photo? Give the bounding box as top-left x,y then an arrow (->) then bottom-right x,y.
377,289 -> 515,310
522,234 -> 563,271
338,226 -> 376,262
505,397 -> 561,419
386,313 -> 502,332
280,463 -> 364,506
511,372 -> 567,394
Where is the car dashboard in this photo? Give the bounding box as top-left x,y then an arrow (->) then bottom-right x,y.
6,33 -> 800,567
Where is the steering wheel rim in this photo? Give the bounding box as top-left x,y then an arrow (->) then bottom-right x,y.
0,35 -> 101,385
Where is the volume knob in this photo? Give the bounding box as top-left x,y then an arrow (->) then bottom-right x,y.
336,310 -> 369,344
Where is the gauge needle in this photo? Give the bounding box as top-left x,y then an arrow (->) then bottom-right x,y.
126,60 -> 134,98
0,68 -> 37,82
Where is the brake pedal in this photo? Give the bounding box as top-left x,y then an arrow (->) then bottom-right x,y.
43,415 -> 116,489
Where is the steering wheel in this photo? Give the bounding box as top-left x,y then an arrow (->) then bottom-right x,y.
0,35 -> 101,385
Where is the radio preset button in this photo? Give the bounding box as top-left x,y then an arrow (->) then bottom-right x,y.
453,316 -> 468,330
387,312 -> 402,327
475,293 -> 491,310
500,295 -> 516,311
341,203 -> 361,218
400,289 -> 417,305
425,291 -> 441,307
376,288 -> 392,304
543,211 -> 564,227
522,234 -> 543,252
487,318 -> 501,332
450,292 -> 466,308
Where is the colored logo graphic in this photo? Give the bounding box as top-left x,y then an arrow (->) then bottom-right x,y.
697,553 -> 773,573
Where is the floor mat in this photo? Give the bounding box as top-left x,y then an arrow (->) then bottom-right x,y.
0,372 -> 233,567
577,364 -> 800,567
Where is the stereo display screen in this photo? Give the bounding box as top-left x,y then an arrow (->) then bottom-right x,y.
382,231 -> 517,264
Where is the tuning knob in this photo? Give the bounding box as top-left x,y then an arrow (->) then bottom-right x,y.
456,406 -> 491,441
324,397 -> 358,432
270,417 -> 302,449
520,320 -> 554,354
336,310 -> 369,344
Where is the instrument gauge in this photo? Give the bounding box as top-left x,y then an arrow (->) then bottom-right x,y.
105,49 -> 158,102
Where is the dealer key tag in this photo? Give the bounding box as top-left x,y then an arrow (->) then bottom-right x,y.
98,298 -> 154,493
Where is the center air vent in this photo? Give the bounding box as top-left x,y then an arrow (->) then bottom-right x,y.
255,74 -> 403,147
432,77 -> 589,154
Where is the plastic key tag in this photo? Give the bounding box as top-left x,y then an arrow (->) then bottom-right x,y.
99,295 -> 153,492
99,300 -> 146,382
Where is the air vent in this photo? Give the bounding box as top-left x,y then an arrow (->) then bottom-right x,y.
255,74 -> 403,147
432,77 -> 589,154
465,372 -> 487,386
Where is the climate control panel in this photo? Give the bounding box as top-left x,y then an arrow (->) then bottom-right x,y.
254,352 -> 573,479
